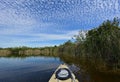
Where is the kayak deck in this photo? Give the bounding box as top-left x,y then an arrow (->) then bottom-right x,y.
49,64 -> 79,82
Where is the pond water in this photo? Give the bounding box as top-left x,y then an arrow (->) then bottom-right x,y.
0,56 -> 120,82
0,56 -> 62,82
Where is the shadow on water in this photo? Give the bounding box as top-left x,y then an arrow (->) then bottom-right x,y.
59,55 -> 120,82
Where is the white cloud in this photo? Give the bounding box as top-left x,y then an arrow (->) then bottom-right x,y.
0,7 -> 34,26
0,29 -> 79,43
0,0 -> 119,26
0,29 -> 79,47
0,29 -> 79,42
0,0 -> 120,47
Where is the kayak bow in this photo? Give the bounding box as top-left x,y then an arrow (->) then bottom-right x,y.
49,64 -> 79,82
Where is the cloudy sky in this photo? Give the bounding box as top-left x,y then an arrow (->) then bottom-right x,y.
0,0 -> 120,48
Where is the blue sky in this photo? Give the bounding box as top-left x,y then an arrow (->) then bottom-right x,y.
0,0 -> 120,48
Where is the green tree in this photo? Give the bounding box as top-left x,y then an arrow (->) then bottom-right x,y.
84,18 -> 120,70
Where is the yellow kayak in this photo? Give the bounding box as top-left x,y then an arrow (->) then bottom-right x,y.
49,64 -> 79,82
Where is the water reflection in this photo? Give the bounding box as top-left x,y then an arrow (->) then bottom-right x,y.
59,55 -> 120,82
0,56 -> 62,82
0,56 -> 120,82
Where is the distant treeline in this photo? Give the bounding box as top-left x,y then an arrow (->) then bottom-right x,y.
0,46 -> 58,56
0,18 -> 120,72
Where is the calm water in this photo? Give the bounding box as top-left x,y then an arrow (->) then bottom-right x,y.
0,56 -> 62,82
0,56 -> 120,82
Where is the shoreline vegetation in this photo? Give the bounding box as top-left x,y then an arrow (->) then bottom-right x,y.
0,18 -> 120,74
0,46 -> 59,57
